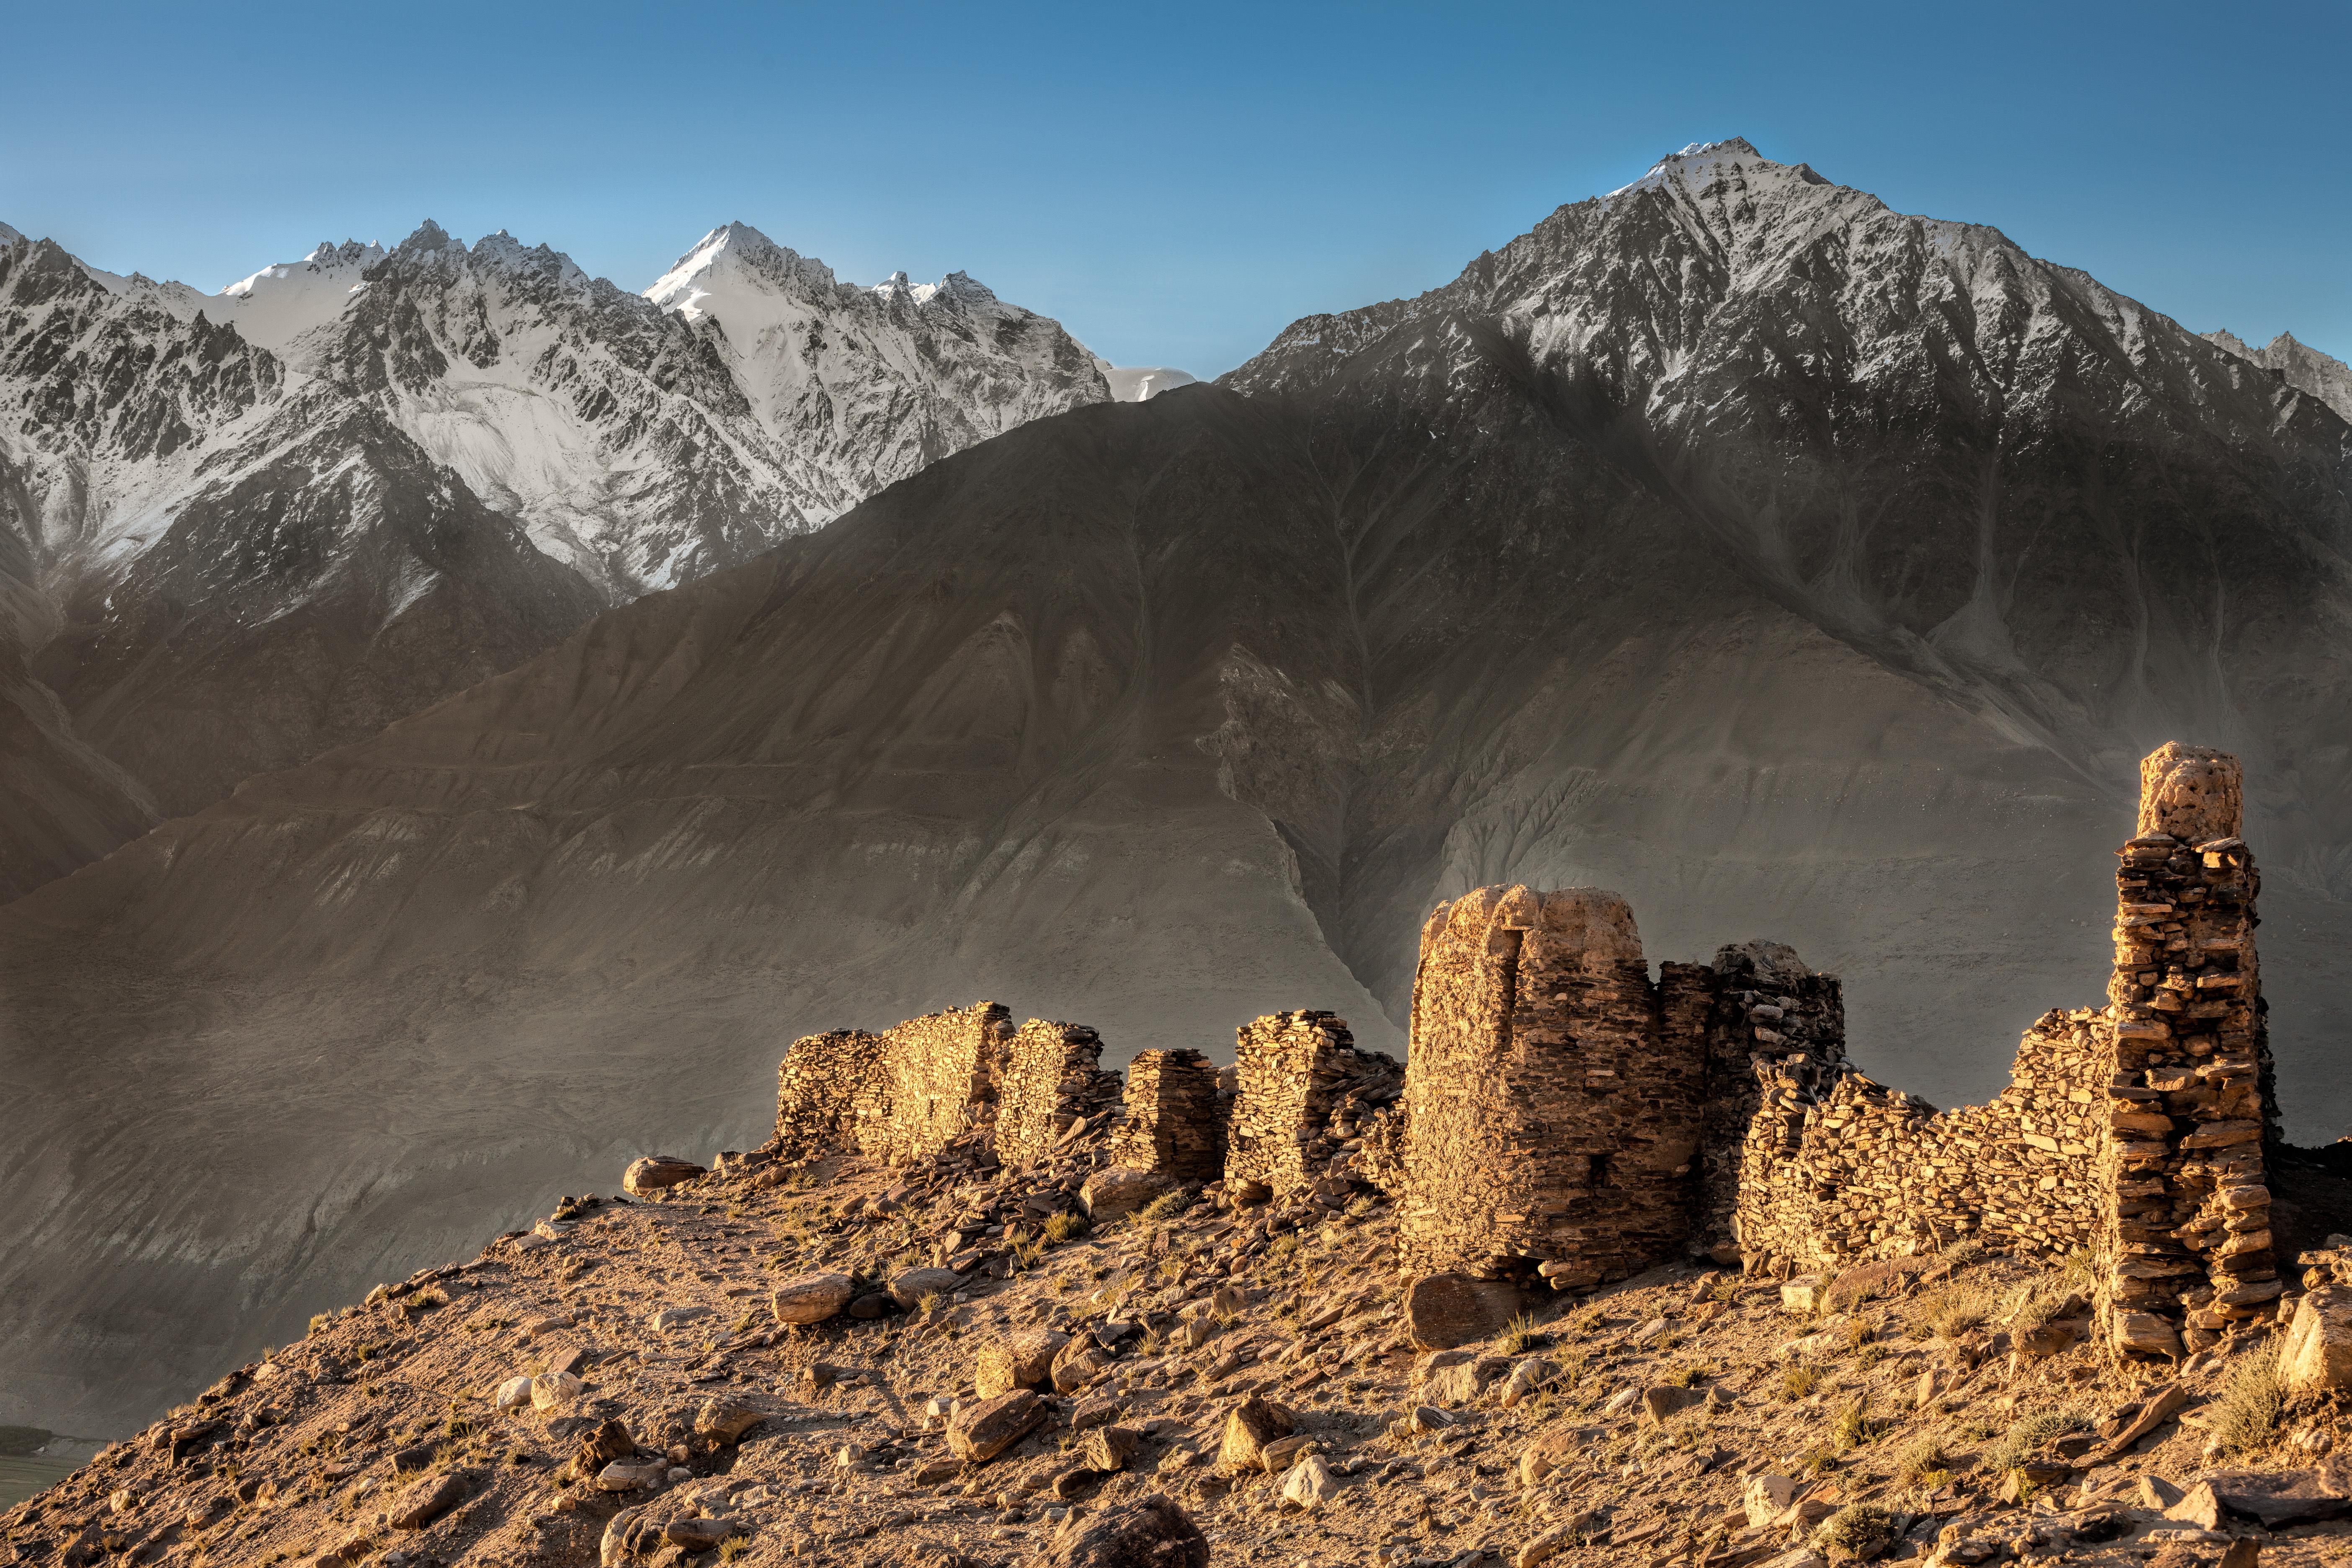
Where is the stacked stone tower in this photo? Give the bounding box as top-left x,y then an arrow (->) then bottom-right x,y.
1395,886 -> 1706,1286
2101,743 -> 2276,1357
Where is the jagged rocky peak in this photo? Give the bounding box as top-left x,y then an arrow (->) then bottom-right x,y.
0,219 -> 22,245
2204,326 -> 2352,423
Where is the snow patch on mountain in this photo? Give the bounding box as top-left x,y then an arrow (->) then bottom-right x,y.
1100,364 -> 1199,402
216,239 -> 386,355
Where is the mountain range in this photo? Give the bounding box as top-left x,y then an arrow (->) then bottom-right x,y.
0,217 -> 1116,889
3,140 -> 2350,1436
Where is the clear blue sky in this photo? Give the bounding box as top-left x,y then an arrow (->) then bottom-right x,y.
4,0 -> 2345,377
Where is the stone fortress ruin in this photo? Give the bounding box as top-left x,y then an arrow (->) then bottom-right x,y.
763,744 -> 2288,1362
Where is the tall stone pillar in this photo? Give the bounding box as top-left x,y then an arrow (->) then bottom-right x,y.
2103,744 -> 2276,1358
1396,885 -> 1705,1286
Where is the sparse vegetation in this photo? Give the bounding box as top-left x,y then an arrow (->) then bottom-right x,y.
2209,1341 -> 2283,1458
1778,1364 -> 1823,1402
1043,1212 -> 1088,1245
1813,1503 -> 1896,1562
1139,1190 -> 1192,1222
1987,1408 -> 2086,1472
1909,1278 -> 1998,1341
1895,1434 -> 1949,1486
1497,1313 -> 1542,1357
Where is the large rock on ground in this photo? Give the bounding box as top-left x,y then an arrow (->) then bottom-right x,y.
1037,1493 -> 1209,1568
694,1398 -> 766,1444
387,1469 -> 474,1530
2172,1465 -> 2352,1529
1403,1272 -> 1521,1350
890,1266 -> 965,1309
771,1272 -> 854,1325
1080,1168 -> 1177,1221
622,1155 -> 704,1195
1217,1395 -> 1293,1472
947,1389 -> 1045,1463
2281,1285 -> 2352,1394
975,1329 -> 1068,1397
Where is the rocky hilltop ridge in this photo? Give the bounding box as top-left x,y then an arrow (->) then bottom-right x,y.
7,745 -> 2350,1568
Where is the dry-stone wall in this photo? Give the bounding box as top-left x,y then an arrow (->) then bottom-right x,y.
1396,886 -> 1706,1287
1110,1048 -> 1226,1180
1224,1011 -> 1400,1199
1732,1008 -> 2111,1271
994,1020 -> 1121,1170
1725,743 -> 2275,1360
1689,942 -> 1847,1247
772,1028 -> 887,1163
770,1001 -> 1013,1167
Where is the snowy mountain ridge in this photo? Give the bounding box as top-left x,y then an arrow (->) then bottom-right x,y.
0,215 -> 1113,850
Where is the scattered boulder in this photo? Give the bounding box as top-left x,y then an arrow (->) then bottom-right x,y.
975,1329 -> 1068,1397
1035,1493 -> 1209,1568
1279,1453 -> 1339,1510
1402,1272 -> 1521,1350
2172,1467 -> 2352,1528
663,1517 -> 746,1550
694,1398 -> 766,1444
890,1266 -> 964,1310
1080,1168 -> 1177,1221
492,1375 -> 533,1413
1424,1354 -> 1511,1406
2281,1285 -> 2352,1394
1217,1395 -> 1293,1472
596,1458 -> 668,1492
1080,1425 -> 1142,1473
1052,1336 -> 1113,1394
621,1155 -> 704,1196
649,1305 -> 712,1332
531,1371 -> 585,1411
1516,1520 -> 1578,1568
2111,1309 -> 2184,1360
1745,1473 -> 1801,1528
847,1292 -> 891,1319
771,1272 -> 855,1325
946,1389 -> 1046,1463
1780,1276 -> 1827,1315
386,1469 -> 474,1531
1641,1385 -> 1704,1425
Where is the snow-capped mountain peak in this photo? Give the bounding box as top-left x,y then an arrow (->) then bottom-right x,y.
214,237 -> 386,353
0,220 -> 22,246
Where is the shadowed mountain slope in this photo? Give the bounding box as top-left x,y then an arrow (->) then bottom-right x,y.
5,141 -> 2352,1434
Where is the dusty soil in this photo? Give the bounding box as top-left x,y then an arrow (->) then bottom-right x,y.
6,1122 -> 2349,1568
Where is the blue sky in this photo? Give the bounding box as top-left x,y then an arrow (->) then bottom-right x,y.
4,0 -> 2345,376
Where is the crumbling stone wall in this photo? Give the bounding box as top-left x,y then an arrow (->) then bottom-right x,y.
1224,1011 -> 1400,1199
1110,1048 -> 1226,1180
1733,1008 -> 2111,1271
771,1001 -> 1013,1167
994,1020 -> 1121,1170
1724,744 -> 2276,1360
773,1028 -> 887,1163
1396,886 -> 1707,1287
1689,942 -> 1847,1248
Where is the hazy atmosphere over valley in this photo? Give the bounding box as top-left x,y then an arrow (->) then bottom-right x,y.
4,9 -> 2351,1568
